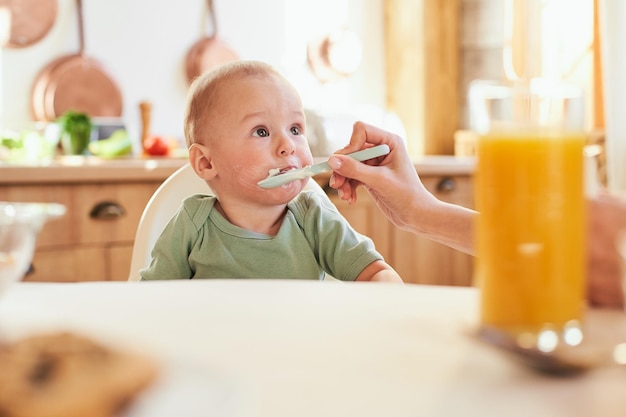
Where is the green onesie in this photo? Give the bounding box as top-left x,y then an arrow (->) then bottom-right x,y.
140,191 -> 382,281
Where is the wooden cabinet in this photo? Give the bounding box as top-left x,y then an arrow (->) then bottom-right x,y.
392,174 -> 474,286
0,158 -> 185,282
0,181 -> 163,282
326,167 -> 475,287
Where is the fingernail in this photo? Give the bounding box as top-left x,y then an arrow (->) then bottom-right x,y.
328,157 -> 342,170
329,174 -> 336,187
337,189 -> 344,199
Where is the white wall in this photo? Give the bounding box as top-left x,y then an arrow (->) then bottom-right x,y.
2,0 -> 385,149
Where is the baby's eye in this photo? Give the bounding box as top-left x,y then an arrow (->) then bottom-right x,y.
290,126 -> 302,135
253,128 -> 269,137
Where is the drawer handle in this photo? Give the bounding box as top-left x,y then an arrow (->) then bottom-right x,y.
90,201 -> 126,220
436,177 -> 456,193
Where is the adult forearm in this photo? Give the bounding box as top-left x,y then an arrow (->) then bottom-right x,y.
405,199 -> 477,256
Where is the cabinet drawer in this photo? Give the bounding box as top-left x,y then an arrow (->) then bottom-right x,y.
26,246 -> 108,282
0,182 -> 161,247
393,229 -> 474,286
420,175 -> 474,207
109,244 -> 133,281
74,183 -> 159,245
394,174 -> 475,286
25,242 -> 134,282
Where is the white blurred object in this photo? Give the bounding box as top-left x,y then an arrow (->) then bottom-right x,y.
0,7 -> 10,131
122,360 -> 253,417
307,28 -> 363,84
0,202 -> 65,297
454,129 -> 478,157
312,106 -> 406,156
600,0 -> 626,194
584,145 -> 602,198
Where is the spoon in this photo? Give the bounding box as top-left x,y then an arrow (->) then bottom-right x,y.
477,326 -> 620,376
257,145 -> 390,188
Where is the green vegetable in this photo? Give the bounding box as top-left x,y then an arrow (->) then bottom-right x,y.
88,129 -> 132,158
1,135 -> 22,150
57,111 -> 93,155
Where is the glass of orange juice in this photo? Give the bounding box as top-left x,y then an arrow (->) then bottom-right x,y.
469,79 -> 587,351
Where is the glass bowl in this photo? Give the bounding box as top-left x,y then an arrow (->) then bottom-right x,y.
0,202 -> 65,296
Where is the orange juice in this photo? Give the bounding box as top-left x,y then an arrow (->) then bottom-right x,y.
475,130 -> 586,333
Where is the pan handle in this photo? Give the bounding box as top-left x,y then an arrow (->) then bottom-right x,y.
76,0 -> 85,54
206,0 -> 218,39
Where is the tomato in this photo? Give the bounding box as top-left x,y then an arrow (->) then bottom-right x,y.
143,135 -> 170,156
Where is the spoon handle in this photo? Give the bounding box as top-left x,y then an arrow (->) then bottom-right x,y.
258,145 -> 390,188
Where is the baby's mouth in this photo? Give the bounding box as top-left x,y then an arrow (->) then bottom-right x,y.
267,166 -> 297,178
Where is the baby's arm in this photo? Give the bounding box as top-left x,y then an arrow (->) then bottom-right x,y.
355,260 -> 403,282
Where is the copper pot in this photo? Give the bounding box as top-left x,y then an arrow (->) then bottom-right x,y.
0,0 -> 57,48
184,0 -> 238,84
30,0 -> 122,121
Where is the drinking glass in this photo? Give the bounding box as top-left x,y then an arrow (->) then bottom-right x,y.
469,79 -> 587,351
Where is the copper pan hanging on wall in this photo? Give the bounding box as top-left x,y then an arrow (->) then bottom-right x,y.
30,0 -> 122,121
184,0 -> 238,84
0,0 -> 57,48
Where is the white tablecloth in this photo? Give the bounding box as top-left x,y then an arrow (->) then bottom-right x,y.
1,280 -> 625,417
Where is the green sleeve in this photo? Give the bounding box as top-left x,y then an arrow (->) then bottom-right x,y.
291,192 -> 383,281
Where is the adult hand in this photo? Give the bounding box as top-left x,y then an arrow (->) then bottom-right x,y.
587,191 -> 626,308
327,122 -> 429,230
328,121 -> 476,254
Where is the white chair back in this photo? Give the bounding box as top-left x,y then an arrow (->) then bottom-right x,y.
128,164 -> 207,281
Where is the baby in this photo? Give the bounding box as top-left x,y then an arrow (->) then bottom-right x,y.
141,60 -> 401,282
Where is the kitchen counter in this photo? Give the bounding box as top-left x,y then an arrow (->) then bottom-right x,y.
0,155 -> 475,185
411,155 -> 475,175
0,156 -> 188,184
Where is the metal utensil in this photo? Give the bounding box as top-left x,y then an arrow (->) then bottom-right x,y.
257,144 -> 390,189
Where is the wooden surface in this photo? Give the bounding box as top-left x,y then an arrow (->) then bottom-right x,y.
1,180 -> 169,282
0,156 -> 186,184
593,0 -> 604,129
384,0 -> 460,155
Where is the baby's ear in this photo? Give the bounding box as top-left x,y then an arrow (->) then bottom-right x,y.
188,143 -> 217,180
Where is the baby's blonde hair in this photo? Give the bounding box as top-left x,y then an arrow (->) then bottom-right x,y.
183,60 -> 283,147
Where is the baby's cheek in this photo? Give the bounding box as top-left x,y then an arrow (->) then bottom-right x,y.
225,166 -> 264,189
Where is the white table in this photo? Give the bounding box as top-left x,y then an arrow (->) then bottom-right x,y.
1,280 -> 625,417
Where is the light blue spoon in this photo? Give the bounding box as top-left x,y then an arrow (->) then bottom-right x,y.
257,144 -> 390,189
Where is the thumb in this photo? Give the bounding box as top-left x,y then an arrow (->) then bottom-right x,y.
328,154 -> 374,184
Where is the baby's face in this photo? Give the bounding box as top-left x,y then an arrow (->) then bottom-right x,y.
204,74 -> 314,204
